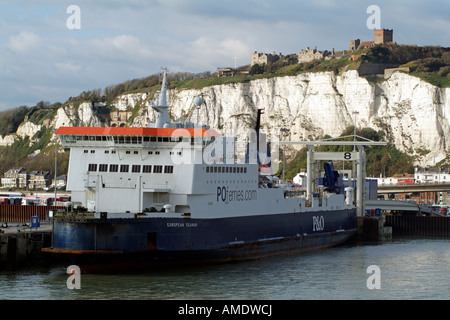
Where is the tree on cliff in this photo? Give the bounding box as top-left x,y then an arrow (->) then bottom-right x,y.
0,105 -> 29,137
249,63 -> 264,75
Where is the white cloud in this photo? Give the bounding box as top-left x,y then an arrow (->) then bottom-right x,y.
89,34 -> 154,60
109,34 -> 141,50
55,62 -> 81,72
179,37 -> 251,71
7,31 -> 41,53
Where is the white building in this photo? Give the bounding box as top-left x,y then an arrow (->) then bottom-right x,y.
373,167 -> 450,185
414,167 -> 450,184
293,172 -> 307,186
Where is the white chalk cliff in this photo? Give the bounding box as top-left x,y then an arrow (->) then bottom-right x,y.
161,70 -> 449,166
4,70 -> 448,166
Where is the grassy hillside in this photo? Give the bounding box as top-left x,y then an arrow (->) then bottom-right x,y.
366,44 -> 450,87
173,44 -> 449,90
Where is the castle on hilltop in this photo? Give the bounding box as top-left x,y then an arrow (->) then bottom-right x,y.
242,28 -> 395,75
350,28 -> 393,51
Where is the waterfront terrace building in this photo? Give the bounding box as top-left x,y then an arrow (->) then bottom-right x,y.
52,175 -> 67,190
1,168 -> 29,189
28,171 -> 52,190
1,168 -> 24,188
18,171 -> 29,188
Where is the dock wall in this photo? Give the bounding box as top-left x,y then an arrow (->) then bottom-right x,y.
358,216 -> 392,241
358,215 -> 450,241
385,215 -> 450,237
0,231 -> 52,270
0,205 -> 65,223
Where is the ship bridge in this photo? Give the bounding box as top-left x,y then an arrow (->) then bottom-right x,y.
56,127 -> 218,149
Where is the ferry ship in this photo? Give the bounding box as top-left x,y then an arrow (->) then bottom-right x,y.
42,69 -> 357,272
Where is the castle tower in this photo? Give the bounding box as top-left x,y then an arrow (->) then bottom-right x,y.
374,29 -> 393,44
349,39 -> 361,51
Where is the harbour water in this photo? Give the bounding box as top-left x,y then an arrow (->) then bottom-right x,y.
0,238 -> 449,300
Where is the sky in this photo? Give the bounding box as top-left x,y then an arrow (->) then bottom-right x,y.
0,0 -> 449,111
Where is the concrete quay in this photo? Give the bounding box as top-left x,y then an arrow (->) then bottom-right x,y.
358,214 -> 450,241
0,223 -> 52,270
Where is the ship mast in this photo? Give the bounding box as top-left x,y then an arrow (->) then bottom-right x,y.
151,67 -> 171,128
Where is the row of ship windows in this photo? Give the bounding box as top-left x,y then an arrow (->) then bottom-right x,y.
87,163 -> 247,175
68,136 -> 211,144
205,166 -> 247,174
206,180 -> 257,185
87,164 -> 174,174
84,150 -> 181,156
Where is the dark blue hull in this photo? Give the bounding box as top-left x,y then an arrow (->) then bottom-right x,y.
43,209 -> 357,272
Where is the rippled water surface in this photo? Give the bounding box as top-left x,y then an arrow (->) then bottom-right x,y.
1,238 -> 449,300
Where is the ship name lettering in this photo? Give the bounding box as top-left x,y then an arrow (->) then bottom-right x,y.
186,223 -> 198,227
167,222 -> 185,227
312,216 -> 325,231
166,222 -> 197,228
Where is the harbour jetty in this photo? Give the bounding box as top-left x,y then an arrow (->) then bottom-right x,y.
0,223 -> 52,270
358,214 -> 450,241
385,215 -> 450,237
0,204 -> 63,270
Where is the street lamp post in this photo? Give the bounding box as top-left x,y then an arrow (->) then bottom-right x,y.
54,123 -> 63,206
54,130 -> 58,206
352,111 -> 359,182
280,128 -> 290,184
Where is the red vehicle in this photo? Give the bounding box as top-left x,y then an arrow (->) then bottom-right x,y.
439,207 -> 448,216
397,178 -> 415,184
